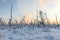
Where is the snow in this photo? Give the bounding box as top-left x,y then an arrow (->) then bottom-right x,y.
0,26 -> 60,40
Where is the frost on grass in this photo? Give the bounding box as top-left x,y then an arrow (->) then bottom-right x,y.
0,26 -> 60,40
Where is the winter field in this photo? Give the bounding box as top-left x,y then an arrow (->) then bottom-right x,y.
0,25 -> 60,40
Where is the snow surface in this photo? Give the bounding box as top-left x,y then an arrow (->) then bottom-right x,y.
0,26 -> 60,40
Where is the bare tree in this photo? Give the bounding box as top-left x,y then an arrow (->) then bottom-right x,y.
9,0 -> 13,28
55,14 -> 58,25
55,14 -> 59,29
44,13 -> 49,24
39,10 -> 44,26
20,16 -> 26,26
36,11 -> 39,26
8,0 -> 13,32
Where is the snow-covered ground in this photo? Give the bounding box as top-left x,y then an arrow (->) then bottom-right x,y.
0,26 -> 60,40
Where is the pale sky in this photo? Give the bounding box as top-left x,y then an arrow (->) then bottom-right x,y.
0,0 -> 60,23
